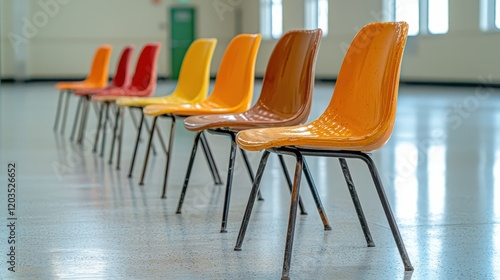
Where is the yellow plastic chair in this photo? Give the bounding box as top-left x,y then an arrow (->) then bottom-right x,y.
142,34 -> 262,198
53,45 -> 112,134
114,39 -> 217,178
235,22 -> 412,279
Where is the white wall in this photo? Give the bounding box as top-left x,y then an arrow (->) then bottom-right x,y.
2,0 -> 500,83
0,0 -> 239,79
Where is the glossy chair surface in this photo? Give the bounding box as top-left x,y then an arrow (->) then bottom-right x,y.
92,43 -> 161,101
143,34 -> 262,117
136,34 -> 260,199
177,29 -> 328,233
75,45 -> 135,96
237,23 -> 408,152
56,45 -> 112,90
116,39 -> 217,107
184,30 -> 322,131
234,22 -> 411,279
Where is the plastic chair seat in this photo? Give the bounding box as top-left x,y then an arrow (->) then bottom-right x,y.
116,94 -> 194,107
143,100 -> 246,117
236,117 -> 380,152
91,88 -> 151,102
184,109 -> 301,132
56,81 -> 103,91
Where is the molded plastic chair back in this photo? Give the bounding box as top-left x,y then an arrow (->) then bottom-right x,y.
111,45 -> 135,88
249,29 -> 322,124
85,45 -> 113,87
319,22 -> 409,150
184,29 -> 322,132
237,22 -> 409,152
172,39 -> 217,103
130,43 -> 161,96
207,34 -> 262,112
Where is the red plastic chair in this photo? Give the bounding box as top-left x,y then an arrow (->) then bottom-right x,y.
70,45 -> 135,144
91,43 -> 161,168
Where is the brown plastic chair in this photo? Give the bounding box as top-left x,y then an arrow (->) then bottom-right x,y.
141,34 -> 262,199
181,29 -> 331,233
235,22 -> 412,279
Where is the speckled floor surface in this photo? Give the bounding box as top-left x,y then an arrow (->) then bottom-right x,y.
1,81 -> 500,279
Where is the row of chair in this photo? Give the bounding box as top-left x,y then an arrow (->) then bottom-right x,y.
53,22 -> 411,279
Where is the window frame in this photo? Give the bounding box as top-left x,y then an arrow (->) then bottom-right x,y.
387,0 -> 449,36
304,0 -> 329,36
260,0 -> 283,39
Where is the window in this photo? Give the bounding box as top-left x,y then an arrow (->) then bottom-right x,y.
480,0 -> 500,30
394,0 -> 420,36
390,0 -> 448,35
305,0 -> 329,36
496,0 -> 500,28
261,0 -> 283,39
428,0 -> 449,34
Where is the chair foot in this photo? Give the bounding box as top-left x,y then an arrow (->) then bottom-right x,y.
303,157 -> 331,229
324,225 -> 332,231
234,151 -> 271,252
405,265 -> 415,271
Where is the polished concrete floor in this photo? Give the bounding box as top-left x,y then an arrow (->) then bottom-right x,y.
1,81 -> 499,279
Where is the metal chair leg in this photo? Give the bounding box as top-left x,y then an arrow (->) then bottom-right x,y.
100,102 -> 110,157
139,116 -> 158,185
60,91 -> 71,135
161,117 -> 176,199
281,150 -> 304,280
235,151 -> 271,251
199,132 -> 223,185
128,112 -> 145,178
129,107 -> 140,131
77,97 -> 90,144
70,97 -> 82,141
109,106 -> 121,165
54,90 -> 64,132
176,132 -> 202,214
116,107 -> 125,170
278,155 -> 307,215
143,117 -> 157,156
338,158 -> 374,246
93,102 -> 105,153
220,135 -> 238,233
239,149 -> 264,201
301,158 -> 331,230
360,154 -> 413,271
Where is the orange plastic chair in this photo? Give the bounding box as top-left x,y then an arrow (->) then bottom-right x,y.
235,22 -> 412,279
141,34 -> 262,198
53,45 -> 112,134
90,43 -> 161,168
70,45 -> 135,144
114,39 -> 217,179
180,29 -> 331,233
